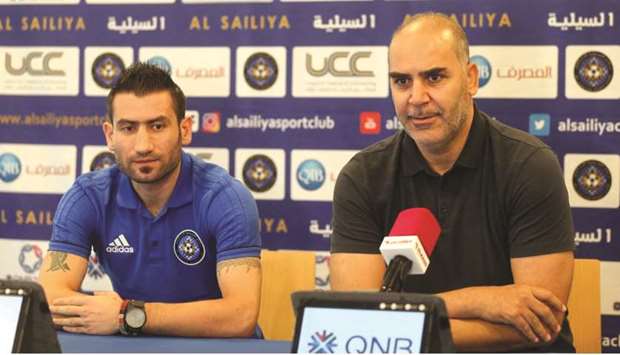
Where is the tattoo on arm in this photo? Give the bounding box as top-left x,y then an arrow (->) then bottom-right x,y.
217,257 -> 260,278
47,251 -> 71,272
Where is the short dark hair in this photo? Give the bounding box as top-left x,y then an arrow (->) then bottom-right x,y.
106,62 -> 186,123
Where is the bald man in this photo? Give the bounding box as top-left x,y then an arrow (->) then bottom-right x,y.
330,12 -> 575,352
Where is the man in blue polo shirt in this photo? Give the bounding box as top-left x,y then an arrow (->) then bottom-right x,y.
38,63 -> 262,337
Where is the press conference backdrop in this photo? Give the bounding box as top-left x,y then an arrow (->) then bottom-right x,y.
0,0 -> 618,350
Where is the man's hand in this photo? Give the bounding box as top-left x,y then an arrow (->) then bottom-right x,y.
50,291 -> 123,335
475,284 -> 566,344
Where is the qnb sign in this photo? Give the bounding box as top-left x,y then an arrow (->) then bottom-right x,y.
306,52 -> 373,77
344,335 -> 416,353
5,52 -> 65,76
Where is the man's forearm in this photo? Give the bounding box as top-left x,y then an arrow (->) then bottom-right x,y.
439,285 -> 565,351
144,298 -> 258,337
38,251 -> 88,305
450,318 -> 536,352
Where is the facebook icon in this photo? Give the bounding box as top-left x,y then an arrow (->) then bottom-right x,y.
529,113 -> 551,136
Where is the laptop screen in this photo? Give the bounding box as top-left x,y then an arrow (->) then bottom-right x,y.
0,294 -> 28,353
294,306 -> 427,353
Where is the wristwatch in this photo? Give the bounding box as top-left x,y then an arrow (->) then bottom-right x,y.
119,300 -> 146,336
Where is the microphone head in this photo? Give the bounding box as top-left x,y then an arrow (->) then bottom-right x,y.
388,208 -> 441,256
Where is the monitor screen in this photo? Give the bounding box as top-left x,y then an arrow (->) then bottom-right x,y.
296,306 -> 426,353
0,294 -> 27,353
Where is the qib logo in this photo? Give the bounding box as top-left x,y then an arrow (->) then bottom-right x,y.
0,153 -> 22,183
297,159 -> 326,191
147,56 -> 172,74
307,52 -> 373,77
470,55 -> 491,88
308,330 -> 338,353
5,52 -> 65,76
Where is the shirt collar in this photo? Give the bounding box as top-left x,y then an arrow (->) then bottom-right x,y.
400,131 -> 428,176
166,152 -> 193,208
116,151 -> 193,209
400,105 -> 486,176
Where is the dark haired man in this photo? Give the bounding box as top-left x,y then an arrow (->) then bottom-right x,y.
330,13 -> 575,352
39,63 -> 262,337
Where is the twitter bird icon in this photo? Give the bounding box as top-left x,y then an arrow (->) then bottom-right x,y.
529,113 -> 550,136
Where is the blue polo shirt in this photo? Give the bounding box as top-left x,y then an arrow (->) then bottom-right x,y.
49,152 -> 261,302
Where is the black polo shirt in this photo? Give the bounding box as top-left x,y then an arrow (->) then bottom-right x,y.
331,108 -> 575,352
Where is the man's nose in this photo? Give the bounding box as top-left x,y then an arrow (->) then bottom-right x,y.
134,126 -> 154,154
407,80 -> 430,106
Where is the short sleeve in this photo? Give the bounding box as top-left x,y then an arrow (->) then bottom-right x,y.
331,157 -> 382,254
48,183 -> 97,259
507,148 -> 575,257
205,179 -> 261,263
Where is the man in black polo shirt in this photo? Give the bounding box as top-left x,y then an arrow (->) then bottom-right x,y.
330,12 -> 575,352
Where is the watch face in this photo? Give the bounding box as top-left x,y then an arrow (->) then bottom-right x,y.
126,307 -> 146,329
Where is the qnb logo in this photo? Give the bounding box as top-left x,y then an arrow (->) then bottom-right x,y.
5,52 -> 65,76
470,55 -> 491,88
345,335 -> 416,353
297,159 -> 325,191
306,52 -> 373,77
0,153 -> 22,183
308,330 -> 338,353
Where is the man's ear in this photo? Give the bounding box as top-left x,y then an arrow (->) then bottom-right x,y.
467,62 -> 480,96
180,115 -> 192,146
102,120 -> 114,151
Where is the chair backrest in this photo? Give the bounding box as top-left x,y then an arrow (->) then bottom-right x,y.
567,258 -> 601,353
258,249 -> 316,340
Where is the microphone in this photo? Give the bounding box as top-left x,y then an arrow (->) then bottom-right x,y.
379,208 -> 441,292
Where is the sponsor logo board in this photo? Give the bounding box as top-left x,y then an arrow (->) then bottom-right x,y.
566,46 -> 619,99
292,46 -> 388,98
84,47 -> 133,96
235,148 -> 285,200
0,144 -> 76,194
291,149 -> 357,201
470,46 -> 558,98
0,46 -> 79,96
236,47 -> 286,97
564,154 -> 619,208
139,47 -> 231,97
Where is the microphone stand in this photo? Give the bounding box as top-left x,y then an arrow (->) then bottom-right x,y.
380,255 -> 412,293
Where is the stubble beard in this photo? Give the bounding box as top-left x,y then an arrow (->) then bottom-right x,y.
402,85 -> 472,153
115,137 -> 183,185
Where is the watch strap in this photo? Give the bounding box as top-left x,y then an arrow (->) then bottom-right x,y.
118,299 -> 129,335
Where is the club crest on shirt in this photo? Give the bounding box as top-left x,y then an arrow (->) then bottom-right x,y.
173,229 -> 206,266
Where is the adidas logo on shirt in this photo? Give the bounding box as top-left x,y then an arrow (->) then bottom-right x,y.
106,234 -> 134,254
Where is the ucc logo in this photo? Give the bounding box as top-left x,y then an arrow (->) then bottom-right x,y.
306,51 -> 373,77
5,52 -> 65,76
